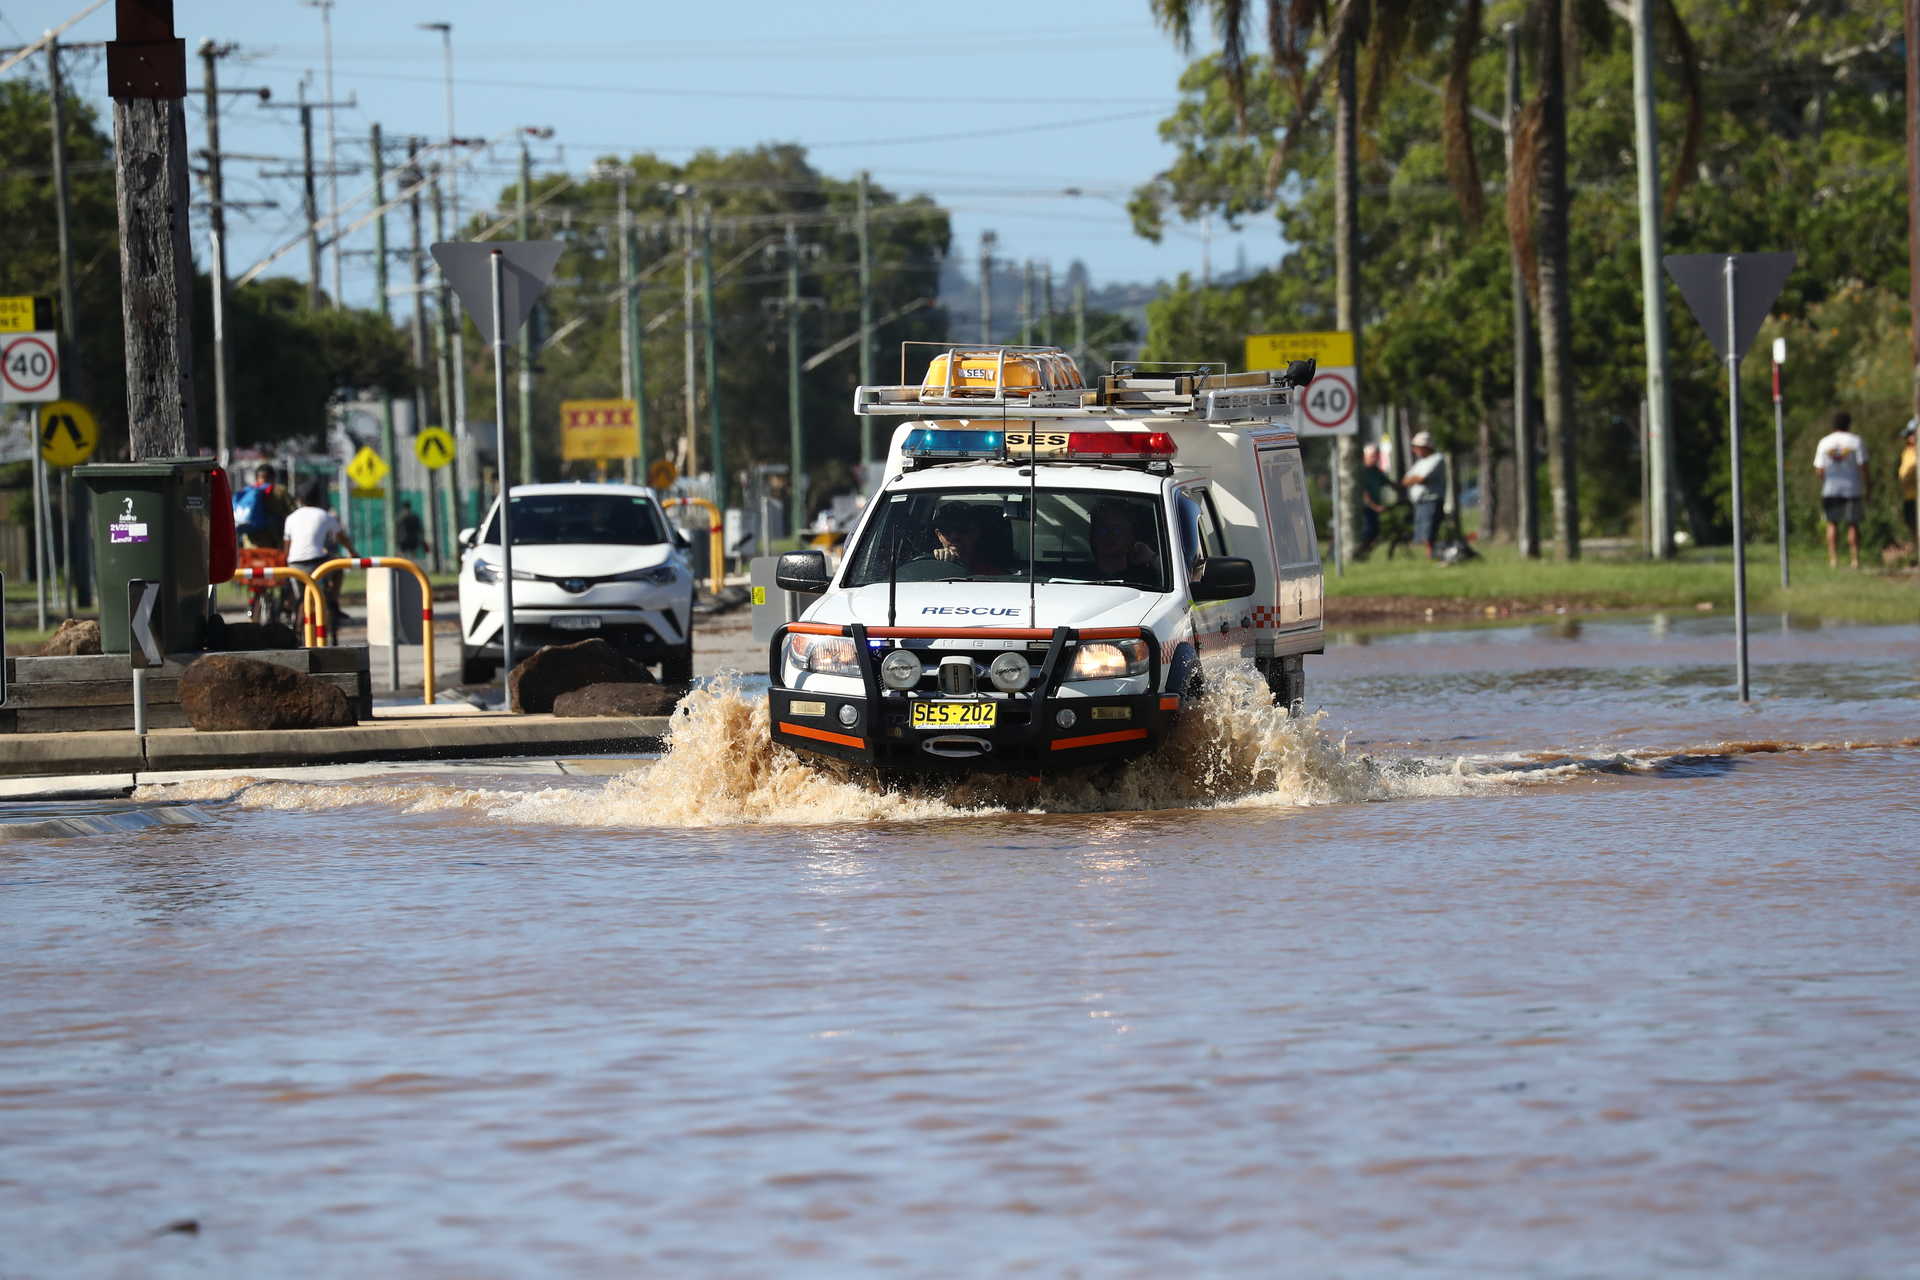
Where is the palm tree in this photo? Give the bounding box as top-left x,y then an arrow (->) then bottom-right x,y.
1150,1 -> 1470,555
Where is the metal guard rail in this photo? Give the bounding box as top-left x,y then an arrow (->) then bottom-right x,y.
310,556 -> 437,705
661,496 -> 726,596
227,565 -> 327,649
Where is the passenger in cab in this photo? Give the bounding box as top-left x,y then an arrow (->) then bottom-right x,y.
1088,498 -> 1161,585
931,502 -> 1014,576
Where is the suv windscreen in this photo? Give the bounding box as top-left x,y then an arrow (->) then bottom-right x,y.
482,494 -> 669,546
842,488 -> 1170,593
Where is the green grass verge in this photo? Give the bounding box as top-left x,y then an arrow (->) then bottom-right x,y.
1327,545 -> 1918,624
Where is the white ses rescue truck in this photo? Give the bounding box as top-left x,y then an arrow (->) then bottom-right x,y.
766,345 -> 1324,774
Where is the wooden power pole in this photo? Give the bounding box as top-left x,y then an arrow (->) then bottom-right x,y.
108,0 -> 195,459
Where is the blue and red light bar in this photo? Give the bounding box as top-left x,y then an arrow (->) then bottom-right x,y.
901,427 -> 1176,464
901,427 -> 1004,459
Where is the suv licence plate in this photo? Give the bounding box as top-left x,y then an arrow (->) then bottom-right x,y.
551,615 -> 602,631
910,701 -> 996,730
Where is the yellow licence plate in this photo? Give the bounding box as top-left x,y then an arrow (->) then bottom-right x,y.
910,701 -> 997,730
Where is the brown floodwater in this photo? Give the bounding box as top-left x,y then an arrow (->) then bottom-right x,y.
3,612 -> 1918,1276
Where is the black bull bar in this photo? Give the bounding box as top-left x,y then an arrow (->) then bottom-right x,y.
767,621 -> 1185,771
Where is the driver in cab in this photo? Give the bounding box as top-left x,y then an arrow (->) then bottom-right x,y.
931,503 -> 1013,576
1088,498 -> 1161,586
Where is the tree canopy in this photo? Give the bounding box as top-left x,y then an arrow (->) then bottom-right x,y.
1131,0 -> 1910,546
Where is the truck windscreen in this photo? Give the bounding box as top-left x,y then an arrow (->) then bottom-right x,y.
843,488 -> 1170,593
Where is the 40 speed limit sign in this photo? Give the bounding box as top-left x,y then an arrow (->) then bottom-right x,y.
1298,365 -> 1358,437
0,330 -> 60,404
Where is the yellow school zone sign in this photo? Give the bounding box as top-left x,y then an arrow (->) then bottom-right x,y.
1244,330 -> 1355,371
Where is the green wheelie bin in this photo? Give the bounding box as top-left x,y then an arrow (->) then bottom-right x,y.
74,458 -> 215,655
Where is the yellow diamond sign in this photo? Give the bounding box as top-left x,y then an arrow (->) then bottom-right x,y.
346,445 -> 390,492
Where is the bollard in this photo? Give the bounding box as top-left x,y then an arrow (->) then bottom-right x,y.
310,556 -> 436,704
662,496 -> 726,595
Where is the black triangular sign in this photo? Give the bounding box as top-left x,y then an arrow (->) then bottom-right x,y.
431,240 -> 564,347
1664,252 -> 1796,360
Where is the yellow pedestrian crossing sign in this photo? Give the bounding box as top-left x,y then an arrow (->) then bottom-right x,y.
346,445 -> 390,492
414,426 -> 456,470
38,399 -> 98,466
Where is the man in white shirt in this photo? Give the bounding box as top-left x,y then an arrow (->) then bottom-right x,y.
1812,410 -> 1868,569
284,483 -> 359,630
1400,431 -> 1448,559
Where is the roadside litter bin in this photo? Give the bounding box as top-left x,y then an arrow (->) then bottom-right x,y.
74,458 -> 215,655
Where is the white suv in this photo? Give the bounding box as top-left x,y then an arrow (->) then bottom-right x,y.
457,483 -> 696,684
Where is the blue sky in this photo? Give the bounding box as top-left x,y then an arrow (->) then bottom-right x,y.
3,0 -> 1265,315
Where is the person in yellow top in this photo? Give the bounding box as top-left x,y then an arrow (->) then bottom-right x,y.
1900,419 -> 1916,543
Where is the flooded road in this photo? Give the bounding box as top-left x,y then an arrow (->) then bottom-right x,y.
3,613 -> 1918,1276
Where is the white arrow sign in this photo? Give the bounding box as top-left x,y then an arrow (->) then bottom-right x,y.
129,579 -> 162,669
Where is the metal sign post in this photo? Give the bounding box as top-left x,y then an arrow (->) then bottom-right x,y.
1664,251 -> 1795,704
1771,338 -> 1789,589
128,578 -> 162,737
430,239 -> 562,699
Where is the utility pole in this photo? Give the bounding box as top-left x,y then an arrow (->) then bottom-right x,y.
1630,0 -> 1674,559
109,0 -> 196,459
1073,273 -> 1087,372
1907,0 -> 1919,440
681,196 -> 699,484
372,123 -> 397,560
431,168 -> 463,530
856,169 -> 874,463
1042,261 -> 1054,346
1020,260 -> 1034,344
701,209 -> 725,512
613,169 -> 642,483
516,134 -> 534,484
197,40 -> 233,466
300,91 -> 320,307
786,218 -> 804,536
406,138 -> 438,569
979,230 -> 996,343
1506,22 -> 1538,558
48,34 -> 81,615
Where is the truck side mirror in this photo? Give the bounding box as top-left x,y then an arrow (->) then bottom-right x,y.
672,525 -> 692,551
457,526 -> 476,548
776,549 -> 831,594
1191,556 -> 1257,602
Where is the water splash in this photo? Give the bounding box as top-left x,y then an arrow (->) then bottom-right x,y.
137,664 -> 1507,828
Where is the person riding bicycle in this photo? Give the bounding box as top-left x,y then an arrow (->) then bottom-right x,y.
286,482 -> 359,632
233,464 -> 294,549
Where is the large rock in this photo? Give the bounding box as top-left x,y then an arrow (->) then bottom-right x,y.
179,654 -> 357,731
551,681 -> 680,718
508,638 -> 655,714
39,618 -> 102,656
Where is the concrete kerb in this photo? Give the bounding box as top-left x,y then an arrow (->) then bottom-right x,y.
0,711 -> 673,784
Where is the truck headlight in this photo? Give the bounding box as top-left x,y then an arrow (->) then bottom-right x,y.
1066,639 -> 1148,681
785,633 -> 860,676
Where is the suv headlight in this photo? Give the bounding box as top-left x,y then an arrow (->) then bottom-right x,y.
785,633 -> 860,676
608,565 -> 679,585
1066,639 -> 1149,681
470,557 -> 535,585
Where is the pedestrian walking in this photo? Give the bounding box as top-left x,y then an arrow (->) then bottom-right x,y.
1899,419 -> 1916,553
1356,443 -> 1396,560
1401,432 -> 1447,560
1812,410 -> 1868,569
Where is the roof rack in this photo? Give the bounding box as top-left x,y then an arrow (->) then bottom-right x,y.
855,344 -> 1314,423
